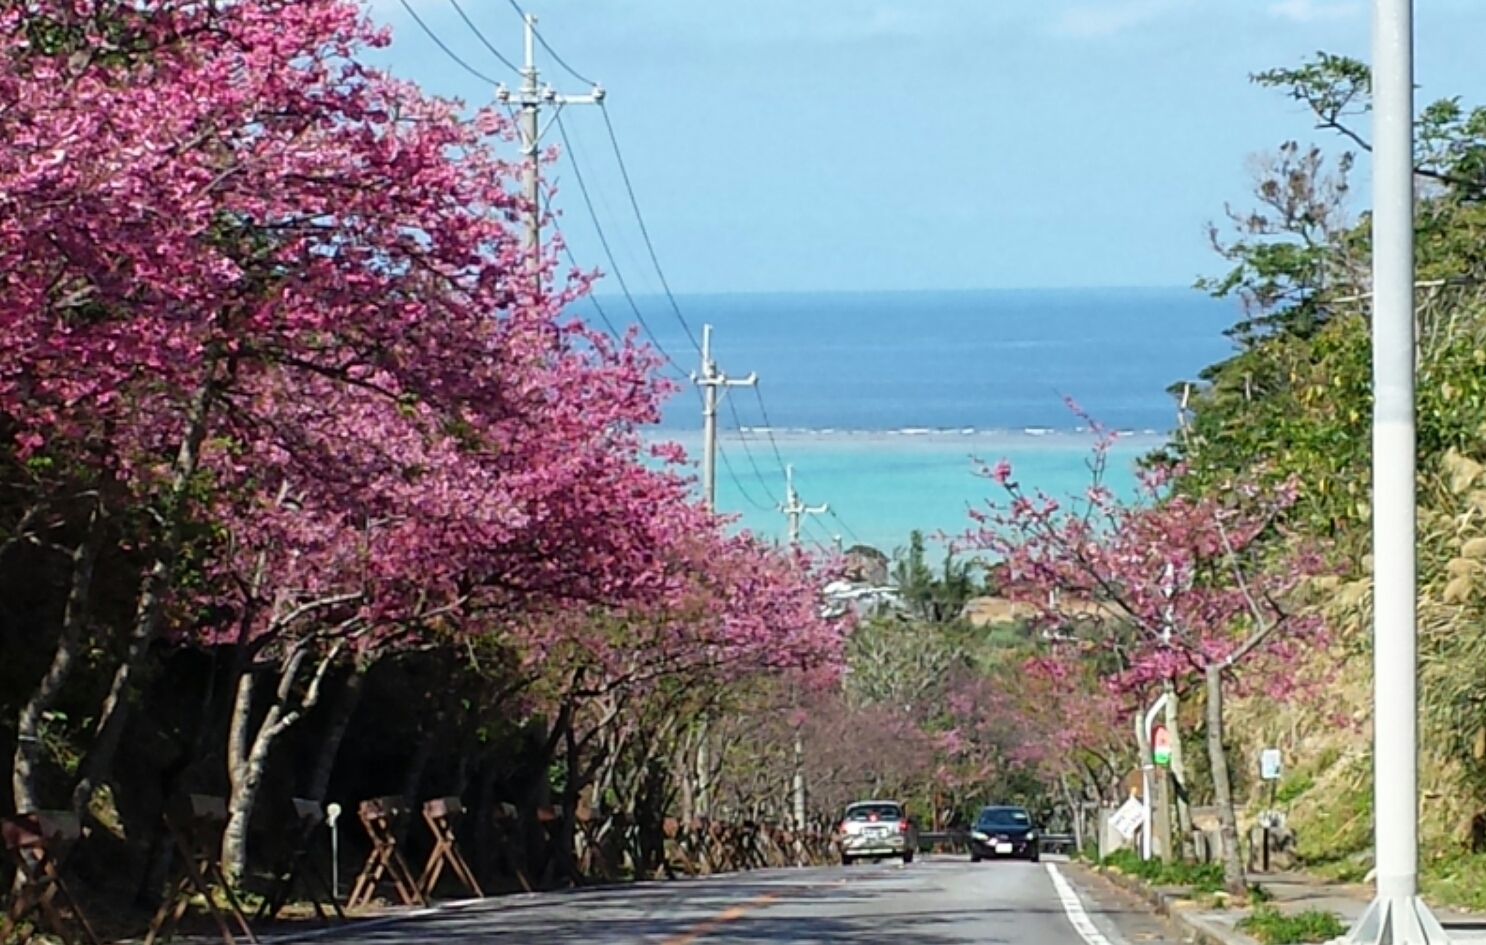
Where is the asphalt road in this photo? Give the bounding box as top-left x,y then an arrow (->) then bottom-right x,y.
288,856 -> 1181,945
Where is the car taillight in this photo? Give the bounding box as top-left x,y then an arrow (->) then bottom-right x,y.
838,821 -> 848,835
898,820 -> 909,832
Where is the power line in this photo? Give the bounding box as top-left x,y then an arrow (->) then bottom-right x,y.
749,385 -> 794,476
397,0 -> 503,86
551,236 -> 621,338
802,516 -> 837,553
716,442 -> 774,512
470,12 -> 861,550
723,400 -> 782,505
554,112 -> 689,379
828,508 -> 863,546
446,0 -> 522,75
503,0 -> 598,86
598,103 -> 702,353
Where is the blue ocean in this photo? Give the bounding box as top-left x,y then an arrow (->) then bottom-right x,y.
574,287 -> 1239,555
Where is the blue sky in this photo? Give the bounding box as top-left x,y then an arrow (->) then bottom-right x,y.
365,0 -> 1486,294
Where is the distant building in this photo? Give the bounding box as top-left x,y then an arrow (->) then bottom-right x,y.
821,579 -> 900,619
842,544 -> 889,586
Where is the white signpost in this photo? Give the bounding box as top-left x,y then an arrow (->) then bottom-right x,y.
1109,796 -> 1146,841
1260,748 -> 1283,782
326,802 -> 342,900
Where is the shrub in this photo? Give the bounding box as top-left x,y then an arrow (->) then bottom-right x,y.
1236,905 -> 1346,944
1099,849 -> 1225,893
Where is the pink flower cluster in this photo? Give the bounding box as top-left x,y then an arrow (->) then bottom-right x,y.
0,0 -> 844,687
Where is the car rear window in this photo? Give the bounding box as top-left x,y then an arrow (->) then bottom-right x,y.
846,803 -> 902,821
977,807 -> 1031,827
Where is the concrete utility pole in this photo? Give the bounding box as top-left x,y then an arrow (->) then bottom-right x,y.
691,324 -> 755,819
693,324 -> 757,511
1348,1 -> 1449,942
496,13 -> 603,295
780,465 -> 828,546
780,466 -> 825,857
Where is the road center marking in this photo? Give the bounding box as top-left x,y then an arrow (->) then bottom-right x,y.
1047,863 -> 1117,945
661,892 -> 781,945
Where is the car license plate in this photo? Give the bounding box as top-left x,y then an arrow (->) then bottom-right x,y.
866,826 -> 886,837
995,842 -> 1013,854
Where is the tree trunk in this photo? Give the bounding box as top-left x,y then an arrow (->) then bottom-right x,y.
558,715 -> 582,885
1060,773 -> 1084,854
306,666 -> 367,803
14,510 -> 103,813
677,732 -> 697,826
695,721 -> 711,819
223,644 -> 333,882
1204,664 -> 1246,895
73,375 -> 216,814
399,719 -> 438,840
223,665 -> 263,882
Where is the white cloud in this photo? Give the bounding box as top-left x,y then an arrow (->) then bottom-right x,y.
764,6 -> 950,44
1052,0 -> 1181,38
1268,0 -> 1362,22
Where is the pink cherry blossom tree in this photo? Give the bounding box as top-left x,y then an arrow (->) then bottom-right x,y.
969,414 -> 1327,892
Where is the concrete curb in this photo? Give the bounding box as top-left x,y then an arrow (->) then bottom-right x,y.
1090,866 -> 1261,945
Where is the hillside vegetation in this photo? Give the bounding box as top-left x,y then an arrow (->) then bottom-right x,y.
1160,53 -> 1486,903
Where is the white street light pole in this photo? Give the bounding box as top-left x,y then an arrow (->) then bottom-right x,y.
1347,1 -> 1449,942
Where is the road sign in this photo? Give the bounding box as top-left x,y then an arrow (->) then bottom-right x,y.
1260,748 -> 1282,781
1152,724 -> 1171,766
1109,796 -> 1146,840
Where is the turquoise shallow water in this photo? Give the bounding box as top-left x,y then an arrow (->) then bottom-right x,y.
611,287 -> 1227,555
650,430 -> 1164,555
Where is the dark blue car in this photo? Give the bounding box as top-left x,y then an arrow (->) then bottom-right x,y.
968,805 -> 1040,862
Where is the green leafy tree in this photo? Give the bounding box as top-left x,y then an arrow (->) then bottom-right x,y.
1161,53 -> 1486,546
891,530 -> 982,625
1161,52 -> 1486,872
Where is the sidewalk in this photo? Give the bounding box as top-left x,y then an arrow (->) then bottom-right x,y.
1087,866 -> 1486,945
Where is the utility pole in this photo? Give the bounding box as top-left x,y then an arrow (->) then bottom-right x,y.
496,13 -> 604,296
780,465 -> 828,546
1350,1 -> 1449,942
693,324 -> 757,511
780,465 -> 826,861
690,325 -> 756,820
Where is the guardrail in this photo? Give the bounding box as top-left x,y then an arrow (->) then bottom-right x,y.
916,831 -> 1077,855
1039,833 -> 1076,854
916,831 -> 967,853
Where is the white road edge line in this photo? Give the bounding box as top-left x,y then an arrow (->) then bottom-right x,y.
1047,863 -> 1117,945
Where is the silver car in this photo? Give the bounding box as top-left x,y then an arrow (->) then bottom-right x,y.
836,800 -> 917,865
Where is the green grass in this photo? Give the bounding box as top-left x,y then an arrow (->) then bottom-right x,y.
1099,849 -> 1225,894
1423,851 -> 1486,911
1236,905 -> 1346,944
1293,768 -> 1372,864
1274,772 -> 1315,806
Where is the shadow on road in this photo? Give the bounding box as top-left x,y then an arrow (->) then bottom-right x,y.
330,909 -> 1017,945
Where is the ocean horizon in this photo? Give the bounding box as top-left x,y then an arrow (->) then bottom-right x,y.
588,286 -> 1237,554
